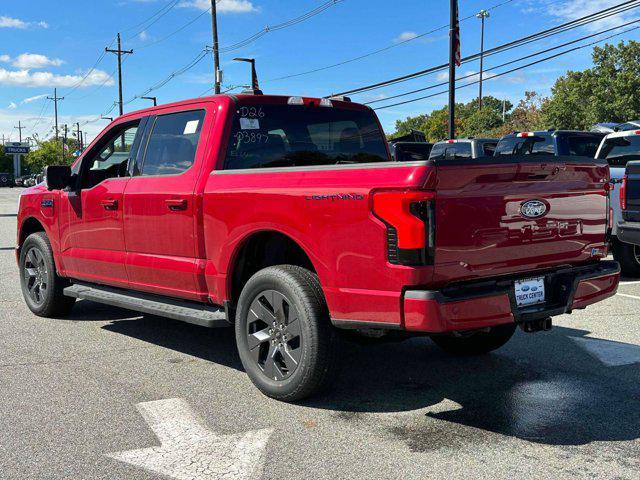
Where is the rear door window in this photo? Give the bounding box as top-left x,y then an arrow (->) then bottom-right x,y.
429,142 -> 471,160
597,135 -> 640,167
141,110 -> 205,176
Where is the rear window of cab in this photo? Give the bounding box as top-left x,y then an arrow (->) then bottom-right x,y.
597,135 -> 640,167
223,102 -> 390,170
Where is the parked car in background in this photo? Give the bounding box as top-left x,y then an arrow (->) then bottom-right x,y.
591,123 -> 619,134
1,172 -> 14,188
596,130 -> 640,276
494,130 -> 605,157
615,120 -> 640,132
617,160 -> 640,276
429,138 -> 498,160
390,141 -> 433,162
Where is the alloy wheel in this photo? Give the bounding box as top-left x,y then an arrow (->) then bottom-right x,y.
245,289 -> 302,381
23,247 -> 48,306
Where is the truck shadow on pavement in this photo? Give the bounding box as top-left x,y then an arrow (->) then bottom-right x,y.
69,300 -> 640,447
307,327 -> 640,447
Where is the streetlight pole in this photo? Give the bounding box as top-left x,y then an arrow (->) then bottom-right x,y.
476,9 -> 490,110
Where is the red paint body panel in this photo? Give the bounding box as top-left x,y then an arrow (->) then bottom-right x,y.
16,94 -> 620,334
572,273 -> 619,310
404,294 -> 514,333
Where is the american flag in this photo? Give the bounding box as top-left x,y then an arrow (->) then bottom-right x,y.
453,1 -> 461,67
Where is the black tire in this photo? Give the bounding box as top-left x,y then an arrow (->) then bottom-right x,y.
430,323 -> 517,356
235,265 -> 339,401
613,239 -> 640,277
19,232 -> 75,317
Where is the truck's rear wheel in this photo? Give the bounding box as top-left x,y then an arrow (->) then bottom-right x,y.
19,232 -> 75,317
613,239 -> 640,277
430,324 -> 516,355
235,265 -> 339,401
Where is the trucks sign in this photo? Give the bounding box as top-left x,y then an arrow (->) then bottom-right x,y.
4,143 -> 30,154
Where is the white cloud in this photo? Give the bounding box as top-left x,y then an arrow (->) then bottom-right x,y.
178,0 -> 256,13
0,54 -> 10,62
138,30 -> 149,41
436,71 -> 449,82
0,68 -> 114,88
395,31 -> 418,42
0,15 -> 48,29
11,53 -> 64,69
7,102 -> 17,110
528,0 -> 639,32
23,93 -> 48,104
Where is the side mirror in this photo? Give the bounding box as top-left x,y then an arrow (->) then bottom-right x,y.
45,165 -> 72,190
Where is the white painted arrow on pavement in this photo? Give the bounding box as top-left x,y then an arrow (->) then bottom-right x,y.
108,398 -> 273,480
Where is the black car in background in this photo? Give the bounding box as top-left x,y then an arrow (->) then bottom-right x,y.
0,172 -> 14,188
494,130 -> 605,157
390,141 -> 434,162
617,160 -> 640,276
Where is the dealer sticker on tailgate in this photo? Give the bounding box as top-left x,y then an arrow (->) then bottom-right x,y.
514,277 -> 546,307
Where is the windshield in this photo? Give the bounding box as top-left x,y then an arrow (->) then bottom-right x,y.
494,135 -> 555,156
224,103 -> 390,170
597,135 -> 640,167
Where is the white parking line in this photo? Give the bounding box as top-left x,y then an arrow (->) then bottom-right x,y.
617,293 -> 640,301
571,336 -> 640,366
620,280 -> 640,286
108,398 -> 272,480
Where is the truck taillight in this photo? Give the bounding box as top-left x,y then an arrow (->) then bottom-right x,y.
620,175 -> 627,211
372,190 -> 435,266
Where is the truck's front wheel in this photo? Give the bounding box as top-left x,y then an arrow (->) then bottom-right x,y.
235,265 -> 339,401
19,232 -> 75,317
430,324 -> 516,355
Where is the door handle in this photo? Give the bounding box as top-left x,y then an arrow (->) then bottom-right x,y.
100,199 -> 118,210
165,199 -> 188,211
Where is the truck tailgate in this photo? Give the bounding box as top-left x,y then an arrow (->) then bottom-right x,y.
432,156 -> 610,286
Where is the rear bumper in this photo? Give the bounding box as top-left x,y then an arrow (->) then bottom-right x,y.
617,221 -> 640,246
402,261 -> 620,333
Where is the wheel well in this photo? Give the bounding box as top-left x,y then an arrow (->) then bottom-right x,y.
230,231 -> 316,305
19,217 -> 45,248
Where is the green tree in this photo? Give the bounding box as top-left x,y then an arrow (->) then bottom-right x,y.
508,91 -> 547,132
462,108 -> 503,137
24,138 -> 77,173
0,146 -> 13,174
543,41 -> 640,129
392,114 -> 429,138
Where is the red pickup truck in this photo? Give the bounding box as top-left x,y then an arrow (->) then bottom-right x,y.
17,94 -> 620,401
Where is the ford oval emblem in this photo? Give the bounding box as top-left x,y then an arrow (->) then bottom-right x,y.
520,200 -> 548,219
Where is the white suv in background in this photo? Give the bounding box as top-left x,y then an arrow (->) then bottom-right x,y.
596,129 -> 640,276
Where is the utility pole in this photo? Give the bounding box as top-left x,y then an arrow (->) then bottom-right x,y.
14,121 -> 25,143
211,0 -> 221,94
448,0 -> 459,139
47,88 -> 64,141
502,99 -> 506,122
75,122 -> 82,150
141,96 -> 157,106
476,9 -> 490,110
62,124 -> 68,162
106,33 -> 134,116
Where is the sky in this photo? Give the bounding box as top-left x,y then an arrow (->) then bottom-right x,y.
1,0 -> 639,145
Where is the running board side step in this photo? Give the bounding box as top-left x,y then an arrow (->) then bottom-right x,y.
63,283 -> 230,328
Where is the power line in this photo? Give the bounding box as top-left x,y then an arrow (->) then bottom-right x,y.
374,23 -> 640,110
332,0 -> 640,96
366,17 -> 640,106
123,0 -> 181,40
219,0 -> 344,53
266,0 -> 516,82
135,7 -> 211,50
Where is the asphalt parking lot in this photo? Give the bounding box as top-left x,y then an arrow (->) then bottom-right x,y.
1,187 -> 639,480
